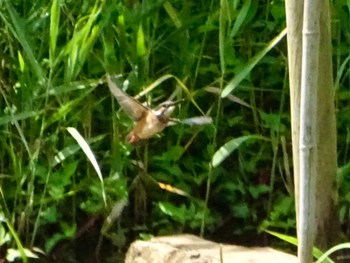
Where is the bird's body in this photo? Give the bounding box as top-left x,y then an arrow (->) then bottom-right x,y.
107,75 -> 211,143
107,76 -> 175,143
126,105 -> 174,143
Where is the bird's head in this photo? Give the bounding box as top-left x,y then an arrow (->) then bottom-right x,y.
153,100 -> 182,118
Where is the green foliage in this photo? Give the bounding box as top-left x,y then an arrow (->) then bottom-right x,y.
212,135 -> 267,167
0,0 -> 349,262
316,243 -> 350,263
0,212 -> 39,262
157,201 -> 215,229
266,230 -> 334,263
261,196 -> 296,231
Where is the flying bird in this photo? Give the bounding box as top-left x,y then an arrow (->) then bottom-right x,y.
107,75 -> 212,143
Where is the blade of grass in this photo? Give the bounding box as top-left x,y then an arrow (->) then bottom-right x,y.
0,215 -> 28,263
316,243 -> 350,263
212,135 -> 267,168
334,55 -> 350,90
137,25 -> 146,57
3,2 -> 44,81
50,0 -> 61,68
0,111 -> 39,126
201,0 -> 225,237
265,230 -> 334,263
51,134 -> 106,167
135,74 -> 207,115
59,2 -> 103,81
67,127 -> 107,206
230,0 -> 251,38
17,51 -> 25,72
221,27 -> 287,98
163,1 -> 182,29
44,90 -> 95,129
0,89 -> 32,158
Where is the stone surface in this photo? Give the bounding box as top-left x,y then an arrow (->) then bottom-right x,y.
125,234 -> 298,263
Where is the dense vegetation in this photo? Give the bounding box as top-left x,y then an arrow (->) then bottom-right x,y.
0,0 -> 349,262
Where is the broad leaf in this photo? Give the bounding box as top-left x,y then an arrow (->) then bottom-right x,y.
212,135 -> 265,167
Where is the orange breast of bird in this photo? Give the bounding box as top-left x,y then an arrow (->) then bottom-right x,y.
127,111 -> 169,143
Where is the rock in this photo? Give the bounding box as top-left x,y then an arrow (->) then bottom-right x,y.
125,234 -> 298,263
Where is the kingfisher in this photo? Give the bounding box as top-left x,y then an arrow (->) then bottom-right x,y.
107,75 -> 212,143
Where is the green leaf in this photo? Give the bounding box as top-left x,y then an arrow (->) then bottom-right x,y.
67,127 -> 106,206
3,1 -> 44,81
59,2 -> 103,81
265,230 -> 335,263
230,0 -> 251,38
265,230 -> 298,246
48,185 -> 65,200
61,222 -> 76,238
17,51 -> 25,72
158,201 -> 187,224
51,134 -> 105,167
50,0 -> 61,67
101,199 -> 128,234
163,1 -> 182,28
45,233 -> 66,253
221,28 -> 287,97
232,203 -> 249,218
6,248 -> 38,262
0,224 -> 11,246
316,243 -> 350,263
41,207 -> 58,224
137,25 -> 146,57
212,135 -> 266,167
0,111 -> 39,126
4,220 -> 28,263
248,184 -> 270,199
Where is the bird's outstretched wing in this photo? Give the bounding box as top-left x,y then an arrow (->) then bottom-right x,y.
107,75 -> 150,121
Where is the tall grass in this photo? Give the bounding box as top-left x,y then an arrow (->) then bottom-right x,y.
0,0 -> 349,262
